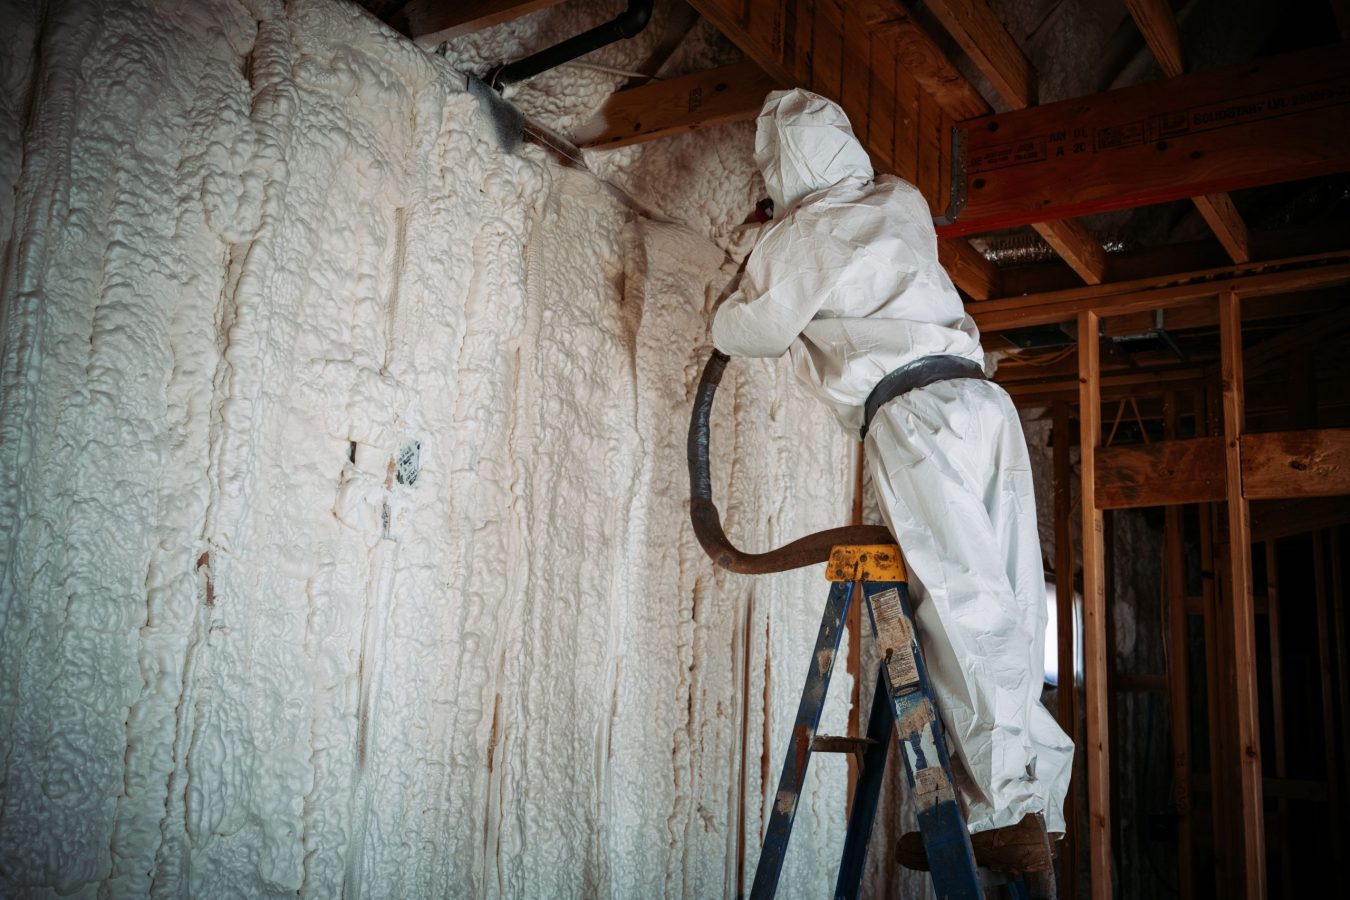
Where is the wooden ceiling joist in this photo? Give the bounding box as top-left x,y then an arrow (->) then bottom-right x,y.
390,0 -> 566,42
906,0 -> 1109,286
574,61 -> 781,149
1100,286 -> 1346,338
924,0 -> 1035,109
971,252 -> 1350,331
1030,220 -> 1107,285
1000,220 -> 1350,296
1126,0 -> 1252,263
937,235 -> 1001,299
941,43 -> 1350,237
853,0 -> 988,120
1333,0 -> 1350,40
1190,192 -> 1251,264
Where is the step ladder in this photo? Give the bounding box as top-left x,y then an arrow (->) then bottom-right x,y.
748,544 -> 1040,900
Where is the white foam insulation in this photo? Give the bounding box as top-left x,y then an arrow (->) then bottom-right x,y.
0,1 -> 861,895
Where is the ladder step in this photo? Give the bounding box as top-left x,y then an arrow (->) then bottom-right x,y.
810,736 -> 879,753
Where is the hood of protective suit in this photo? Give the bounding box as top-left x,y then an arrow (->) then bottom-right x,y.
754,89 -> 874,211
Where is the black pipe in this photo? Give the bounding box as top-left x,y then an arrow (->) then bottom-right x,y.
490,0 -> 654,88
687,351 -> 892,575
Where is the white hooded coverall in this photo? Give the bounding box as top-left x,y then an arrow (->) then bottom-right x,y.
712,89 -> 1074,834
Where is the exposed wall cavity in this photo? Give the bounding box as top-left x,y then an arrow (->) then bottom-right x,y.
0,1 -> 856,896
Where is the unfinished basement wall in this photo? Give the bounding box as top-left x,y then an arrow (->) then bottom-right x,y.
0,1 -> 856,896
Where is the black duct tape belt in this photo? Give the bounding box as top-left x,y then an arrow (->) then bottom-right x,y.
860,354 -> 988,440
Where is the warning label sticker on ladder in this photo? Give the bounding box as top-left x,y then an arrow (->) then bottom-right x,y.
870,587 -> 921,691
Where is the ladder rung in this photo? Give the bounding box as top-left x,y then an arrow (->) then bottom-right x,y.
810,736 -> 879,753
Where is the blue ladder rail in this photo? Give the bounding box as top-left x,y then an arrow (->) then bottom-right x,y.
748,544 -> 991,900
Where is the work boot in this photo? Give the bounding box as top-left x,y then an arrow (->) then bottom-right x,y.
897,813 -> 1056,874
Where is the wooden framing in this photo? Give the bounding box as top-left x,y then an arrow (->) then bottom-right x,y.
1198,474 -> 1231,896
1059,276 -> 1350,894
1242,430 -> 1350,498
941,44 -> 1350,236
1191,193 -> 1251,265
914,0 -> 1110,286
937,237 -> 1001,299
1093,429 -> 1350,508
1077,311 -> 1114,900
1095,436 -> 1226,508
1125,0 -> 1184,79
971,256 -> 1350,332
1162,393 -> 1193,899
1030,221 -> 1107,286
574,61 -> 781,149
1051,402 -> 1080,899
1265,540 -> 1292,900
1125,0 -> 1251,262
925,0 -> 1034,108
1218,289 -> 1265,900
389,0 -> 566,42
1334,0 -> 1350,40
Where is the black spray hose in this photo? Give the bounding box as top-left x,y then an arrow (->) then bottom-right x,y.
490,0 -> 654,88
687,351 -> 892,574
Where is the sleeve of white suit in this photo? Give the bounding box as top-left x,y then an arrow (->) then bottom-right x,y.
710,218 -> 839,358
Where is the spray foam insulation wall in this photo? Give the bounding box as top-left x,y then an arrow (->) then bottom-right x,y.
0,1 -> 859,895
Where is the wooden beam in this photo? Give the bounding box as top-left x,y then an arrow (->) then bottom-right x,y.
924,0 -> 1034,108
1032,220 -> 1107,285
1163,393 -> 1194,899
971,257 -> 1350,332
1218,289 -> 1266,900
1095,436 -> 1225,509
1265,540 -> 1293,900
574,61 -> 780,149
1126,0 -> 1185,78
1125,0 -> 1252,263
853,0 -> 989,120
915,0 -> 1114,285
389,0 -> 565,42
938,237 -> 1000,299
1191,193 -> 1250,264
1197,463 -> 1230,893
1242,429 -> 1350,499
1100,287 -> 1344,339
1334,0 -> 1350,40
1051,401 -> 1079,900
940,43 -> 1350,237
1005,374 -> 1205,408
1000,220 -> 1350,298
1093,429 -> 1350,508
1077,311 -> 1114,900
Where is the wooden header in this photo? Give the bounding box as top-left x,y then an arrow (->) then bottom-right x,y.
1095,429 -> 1350,509
575,62 -> 781,149
940,42 -> 1350,236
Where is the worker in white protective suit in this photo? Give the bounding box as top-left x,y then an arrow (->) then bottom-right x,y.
712,89 -> 1074,852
